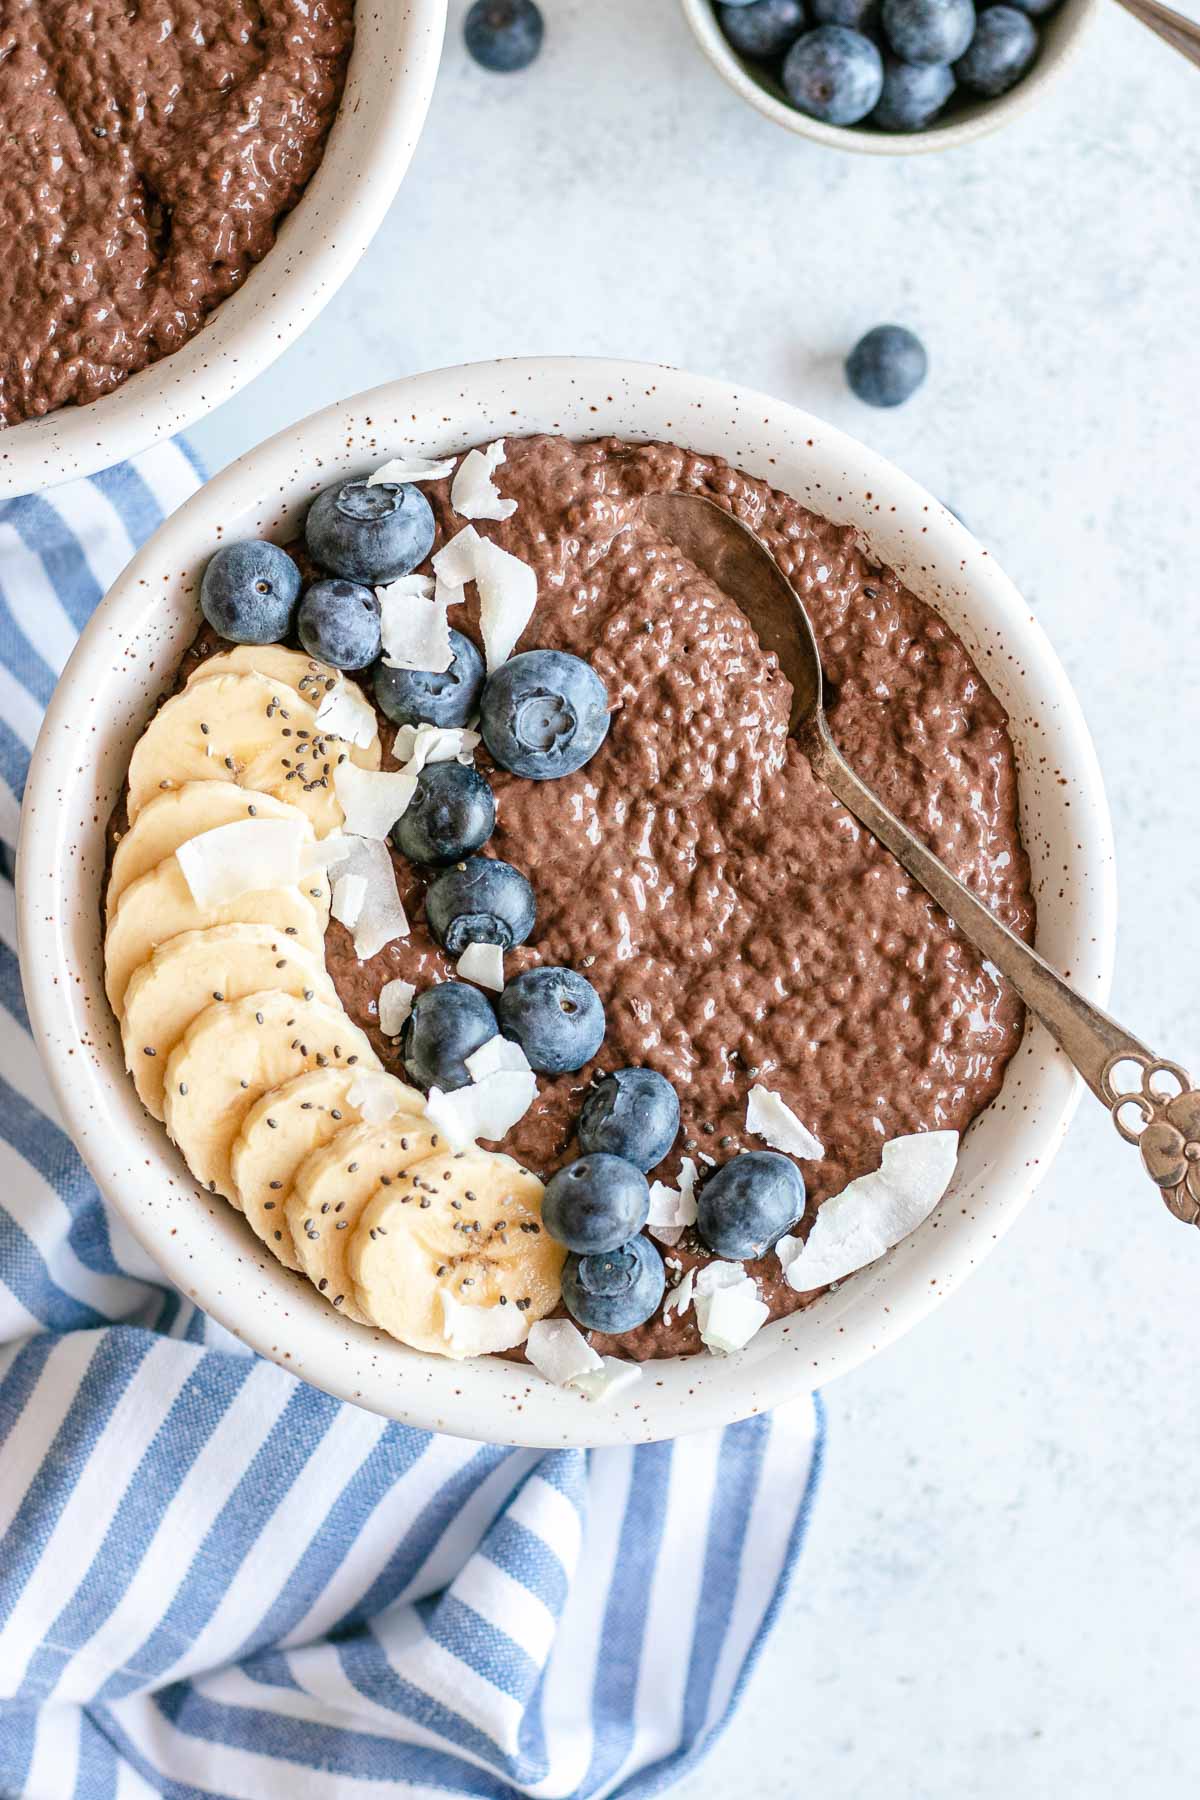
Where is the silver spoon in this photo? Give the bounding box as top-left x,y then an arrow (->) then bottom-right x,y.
1113,0 -> 1200,71
642,491 -> 1200,1229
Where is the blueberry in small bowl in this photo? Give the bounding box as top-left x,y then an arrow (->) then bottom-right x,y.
955,4 -> 1038,94
578,1068 -> 680,1172
201,541 -> 301,645
296,578 -> 383,670
542,1154 -> 651,1255
425,856 -> 535,956
375,629 -> 485,730
496,966 -> 605,1075
400,982 -> 498,1093
391,763 -> 496,867
479,649 -> 610,781
305,477 -> 435,585
718,0 -> 808,59
782,25 -> 883,123
561,1235 -> 666,1334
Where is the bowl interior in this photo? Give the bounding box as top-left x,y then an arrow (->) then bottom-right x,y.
679,0 -> 1099,155
16,357 -> 1116,1446
0,0 -> 447,496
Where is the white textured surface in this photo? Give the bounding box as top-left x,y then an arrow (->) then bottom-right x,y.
189,2 -> 1200,1793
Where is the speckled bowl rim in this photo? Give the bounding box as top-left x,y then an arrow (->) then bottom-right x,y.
679,0 -> 1099,156
0,1 -> 447,497
17,356 -> 1116,1447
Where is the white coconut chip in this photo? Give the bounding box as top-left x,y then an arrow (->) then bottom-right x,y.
746,1085 -> 825,1161
346,1069 -> 405,1125
692,1262 -> 769,1355
331,872 -> 367,929
175,818 -> 308,907
450,440 -> 517,522
378,576 -> 452,674
301,830 -> 353,876
525,1318 -> 602,1387
646,1156 -> 699,1248
392,722 -> 481,777
441,1290 -> 530,1358
663,1267 -> 695,1320
465,1034 -> 532,1080
456,941 -> 505,993
570,1357 -> 644,1404
368,454 -> 456,486
377,978 -> 416,1037
424,1070 -> 538,1150
432,524 -> 482,590
776,1129 -> 959,1293
333,763 -> 417,839
313,678 -> 378,750
474,535 -> 536,671
327,834 -> 409,959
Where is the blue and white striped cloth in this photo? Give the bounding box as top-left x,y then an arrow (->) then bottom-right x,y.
0,446 -> 824,1799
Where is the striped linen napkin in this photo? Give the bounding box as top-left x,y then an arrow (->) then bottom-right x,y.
0,446 -> 825,1799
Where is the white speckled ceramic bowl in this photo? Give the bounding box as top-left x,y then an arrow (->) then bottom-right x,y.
0,1 -> 446,498
17,357 -> 1116,1446
679,0 -> 1098,155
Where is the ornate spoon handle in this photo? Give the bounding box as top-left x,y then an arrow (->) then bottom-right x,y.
807,720 -> 1200,1229
1112,0 -> 1200,71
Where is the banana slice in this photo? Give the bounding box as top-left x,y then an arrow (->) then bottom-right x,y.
287,1117 -> 444,1323
121,926 -> 335,1121
162,991 -> 379,1202
107,783 -> 311,920
348,1151 -> 563,1359
231,1067 -> 424,1271
125,672 -> 379,836
104,854 -> 329,1016
185,646 -> 354,711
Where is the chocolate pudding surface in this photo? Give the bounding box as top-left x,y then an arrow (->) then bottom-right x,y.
0,0 -> 353,428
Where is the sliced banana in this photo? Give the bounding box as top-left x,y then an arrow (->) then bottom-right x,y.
162,991 -> 380,1202
185,645 -> 354,711
348,1151 -> 563,1359
104,854 -> 329,1016
125,671 -> 379,836
107,783 -> 311,920
231,1067 -> 424,1271
287,1118 -> 444,1323
121,926 -> 335,1121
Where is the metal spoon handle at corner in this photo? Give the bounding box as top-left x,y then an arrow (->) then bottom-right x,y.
1113,0 -> 1200,69
807,723 -> 1200,1231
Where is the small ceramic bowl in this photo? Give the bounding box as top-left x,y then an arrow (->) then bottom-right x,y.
679,0 -> 1098,154
0,1 -> 447,498
17,357 -> 1116,1447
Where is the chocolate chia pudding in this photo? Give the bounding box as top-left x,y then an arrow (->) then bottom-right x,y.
141,434 -> 1034,1361
0,0 -> 354,427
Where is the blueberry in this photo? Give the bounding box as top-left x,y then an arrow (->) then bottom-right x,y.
810,0 -> 879,30
374,629 -> 485,729
871,54 -> 955,128
305,479 -> 435,585
719,0 -> 807,59
881,0 -> 974,63
782,27 -> 884,124
464,0 -> 544,71
479,650 -> 610,781
561,1236 -> 665,1334
1005,0 -> 1056,15
425,857 -> 535,956
391,763 -> 495,866
296,578 -> 382,671
845,324 -> 928,407
543,1154 -> 650,1255
955,5 -> 1036,94
399,982 -> 497,1093
696,1152 -> 806,1260
496,966 -> 605,1075
200,541 -> 300,645
578,1068 -> 680,1173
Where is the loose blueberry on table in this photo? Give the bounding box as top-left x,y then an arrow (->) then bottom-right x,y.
845,323 -> 928,407
464,0 -> 544,73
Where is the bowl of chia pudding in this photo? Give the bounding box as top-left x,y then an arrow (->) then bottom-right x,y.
17,357 -> 1116,1446
0,0 -> 446,495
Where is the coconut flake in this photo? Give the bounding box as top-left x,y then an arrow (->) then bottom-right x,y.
379,577 -> 452,674
424,1070 -> 538,1149
393,722 -> 481,777
333,763 -> 417,839
175,818 -> 308,906
777,1130 -> 959,1292
692,1262 -> 769,1354
441,1290 -> 530,1357
663,1266 -> 695,1320
432,524 -> 482,589
377,978 -> 416,1037
456,941 -> 505,993
331,872 -> 367,929
647,1156 -> 699,1247
450,440 -> 517,523
465,1034 -> 532,1080
571,1357 -> 644,1404
368,454 -> 456,486
327,834 -> 409,959
475,535 -> 536,671
525,1318 -> 603,1386
313,678 -> 378,750
746,1085 -> 825,1161
347,1069 -> 405,1125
